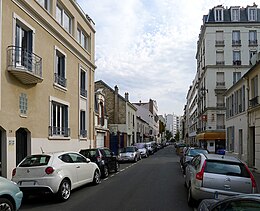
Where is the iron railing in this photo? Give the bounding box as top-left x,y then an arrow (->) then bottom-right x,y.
49,126 -> 70,137
7,46 -> 42,77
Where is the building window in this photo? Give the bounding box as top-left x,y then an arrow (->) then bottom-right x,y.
214,8 -> 223,22
248,8 -> 257,21
80,110 -> 87,137
249,30 -> 257,46
50,101 -> 69,137
15,20 -> 33,70
99,103 -> 104,126
231,8 -> 240,21
56,3 -> 72,34
216,72 -> 225,86
80,69 -> 87,97
37,0 -> 51,12
55,49 -> 66,87
232,31 -> 241,45
233,72 -> 241,84
250,75 -> 259,107
233,51 -> 241,65
215,31 -> 224,46
77,27 -> 91,52
216,51 -> 224,65
227,126 -> 234,152
19,93 -> 28,115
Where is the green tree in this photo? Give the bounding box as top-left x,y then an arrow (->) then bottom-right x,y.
165,130 -> 173,141
174,130 -> 180,142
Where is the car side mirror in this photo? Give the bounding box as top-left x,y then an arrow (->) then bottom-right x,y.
86,158 -> 91,163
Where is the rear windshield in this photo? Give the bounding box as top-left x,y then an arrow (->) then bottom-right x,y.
135,143 -> 145,149
19,155 -> 51,167
80,149 -> 96,157
188,149 -> 208,156
204,160 -> 250,178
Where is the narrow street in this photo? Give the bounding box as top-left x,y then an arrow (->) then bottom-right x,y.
20,145 -> 192,211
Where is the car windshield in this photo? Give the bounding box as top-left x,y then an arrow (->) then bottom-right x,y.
187,149 -> 208,157
19,155 -> 51,167
121,147 -> 135,153
80,149 -> 96,157
204,161 -> 250,177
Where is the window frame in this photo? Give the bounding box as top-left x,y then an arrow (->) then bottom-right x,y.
49,96 -> 70,139
56,2 -> 72,34
54,46 -> 67,89
37,0 -> 51,12
231,7 -> 240,21
248,7 -> 257,21
214,8 -> 224,22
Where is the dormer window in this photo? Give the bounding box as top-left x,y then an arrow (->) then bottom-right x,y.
248,7 -> 257,21
231,7 -> 240,21
214,8 -> 224,22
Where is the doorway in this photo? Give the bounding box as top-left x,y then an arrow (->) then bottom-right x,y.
16,128 -> 28,165
249,127 -> 255,168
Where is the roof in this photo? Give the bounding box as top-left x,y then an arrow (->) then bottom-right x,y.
204,153 -> 241,163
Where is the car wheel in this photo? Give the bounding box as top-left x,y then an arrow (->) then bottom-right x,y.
187,185 -> 195,206
102,165 -> 109,178
57,179 -> 71,202
92,170 -> 101,185
134,156 -> 138,163
0,198 -> 14,211
115,162 -> 119,172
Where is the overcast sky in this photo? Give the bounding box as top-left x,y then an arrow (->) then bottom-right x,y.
77,0 -> 255,116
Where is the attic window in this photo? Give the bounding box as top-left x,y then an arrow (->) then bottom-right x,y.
248,7 -> 257,21
215,8 -> 224,22
231,8 -> 240,21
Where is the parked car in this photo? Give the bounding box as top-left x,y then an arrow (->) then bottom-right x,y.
198,194 -> 260,211
12,151 -> 101,202
135,143 -> 149,158
0,176 -> 23,211
180,147 -> 208,174
118,146 -> 141,162
185,153 -> 257,206
175,143 -> 186,155
79,147 -> 119,178
146,142 -> 156,155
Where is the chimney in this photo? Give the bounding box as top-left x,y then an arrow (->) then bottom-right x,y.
125,92 -> 129,101
114,85 -> 119,123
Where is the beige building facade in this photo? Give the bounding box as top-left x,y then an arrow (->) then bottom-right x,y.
0,0 -> 96,178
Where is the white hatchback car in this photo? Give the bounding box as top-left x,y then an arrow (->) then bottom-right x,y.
12,151 -> 101,202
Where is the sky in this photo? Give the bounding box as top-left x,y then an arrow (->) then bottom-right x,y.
78,0 -> 255,116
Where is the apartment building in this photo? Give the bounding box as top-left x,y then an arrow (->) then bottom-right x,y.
195,4 -> 260,152
0,0 -> 96,178
94,88 -> 109,148
95,80 -> 137,153
133,99 -> 159,142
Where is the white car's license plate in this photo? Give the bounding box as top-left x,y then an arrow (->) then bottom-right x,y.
19,181 -> 36,186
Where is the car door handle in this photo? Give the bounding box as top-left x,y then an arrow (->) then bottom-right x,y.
76,166 -> 80,168
224,185 -> 231,189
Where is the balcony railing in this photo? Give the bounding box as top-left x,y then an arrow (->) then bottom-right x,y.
49,126 -> 70,137
54,73 -> 67,87
215,40 -> 225,46
233,60 -> 241,66
80,130 -> 87,138
217,125 -> 225,130
80,88 -> 87,98
249,96 -> 259,108
216,82 -> 225,87
216,61 -> 225,65
7,46 -> 43,84
249,40 -> 258,46
216,103 -> 225,108
232,40 -> 241,46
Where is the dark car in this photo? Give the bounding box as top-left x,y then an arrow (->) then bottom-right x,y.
198,194 -> 260,211
79,148 -> 119,178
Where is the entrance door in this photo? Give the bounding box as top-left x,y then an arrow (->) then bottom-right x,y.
16,128 -> 28,165
249,127 -> 255,167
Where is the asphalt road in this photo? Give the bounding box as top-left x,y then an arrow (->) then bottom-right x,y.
20,145 -> 193,211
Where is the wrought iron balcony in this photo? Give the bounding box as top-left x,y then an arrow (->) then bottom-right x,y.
48,126 -> 70,137
232,40 -> 241,46
80,88 -> 87,97
216,103 -> 225,108
249,40 -> 258,46
54,73 -> 67,87
217,125 -> 225,130
216,61 -> 225,65
80,130 -> 87,138
233,60 -> 241,66
7,46 -> 43,84
249,96 -> 259,108
215,40 -> 225,46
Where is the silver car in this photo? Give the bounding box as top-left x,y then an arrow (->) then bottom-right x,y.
185,153 -> 257,206
118,146 -> 142,162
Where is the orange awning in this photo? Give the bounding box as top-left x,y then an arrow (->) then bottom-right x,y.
196,132 -> 225,140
